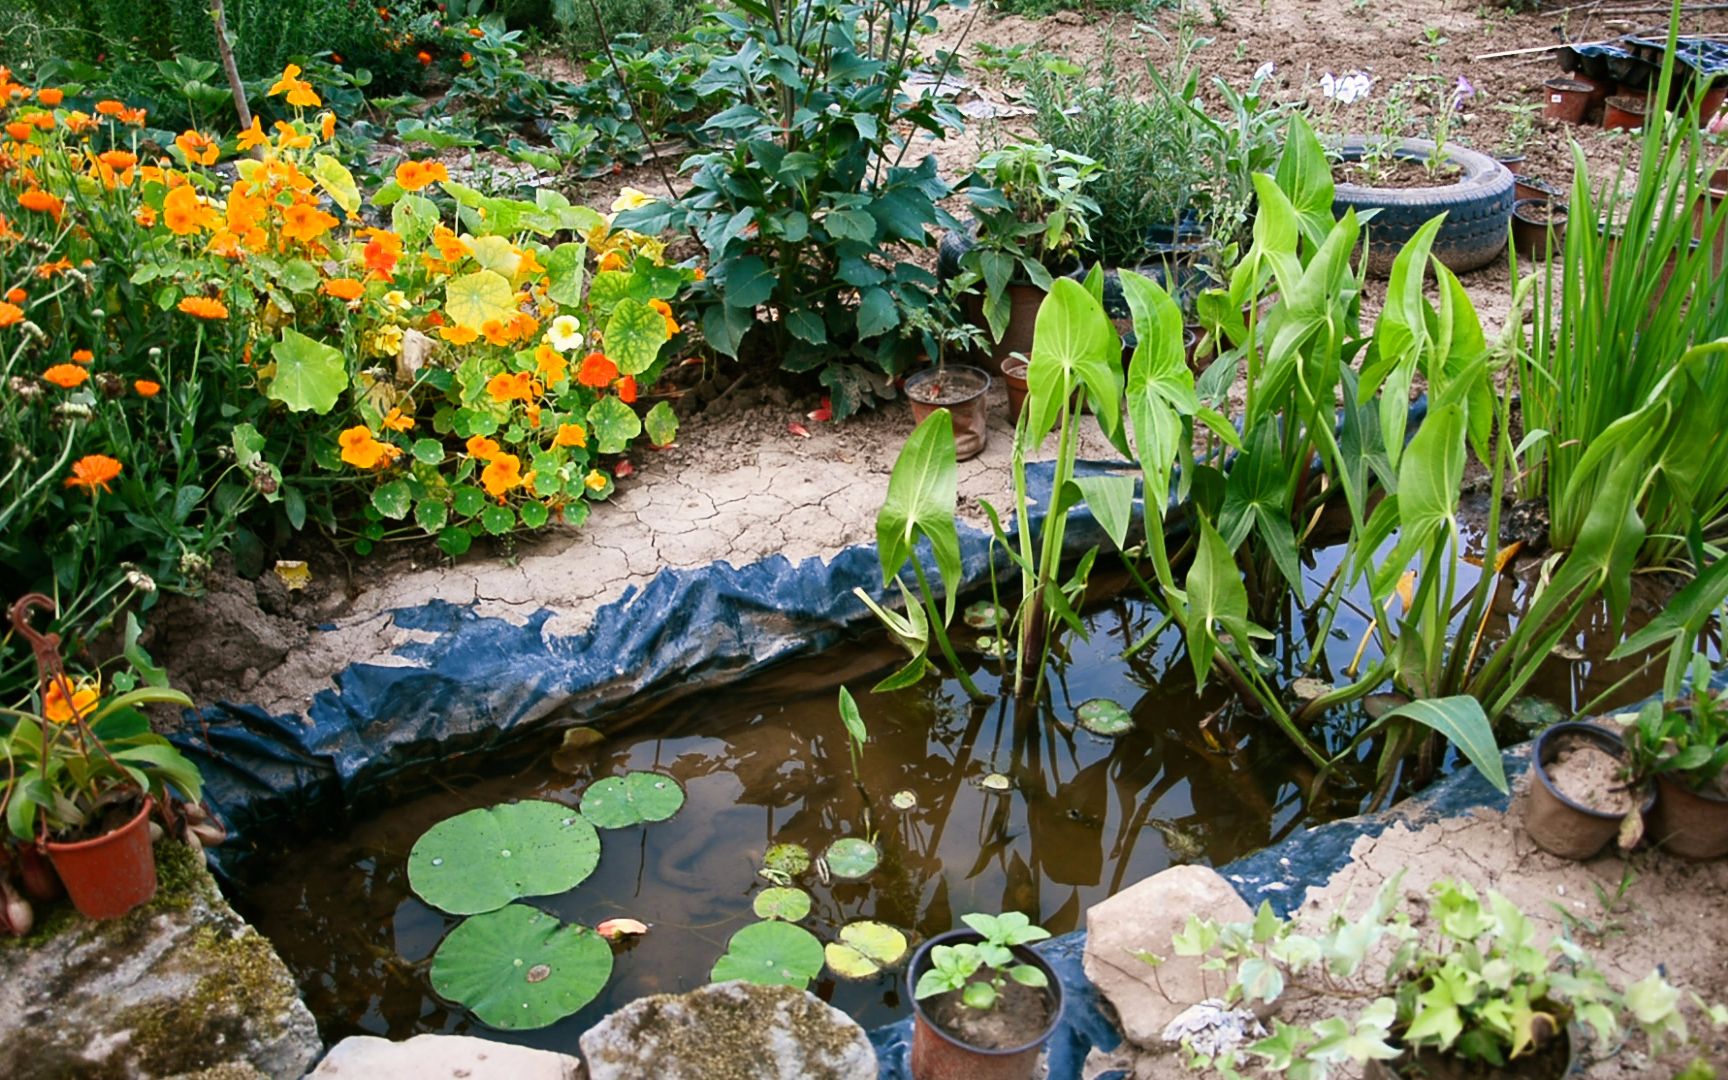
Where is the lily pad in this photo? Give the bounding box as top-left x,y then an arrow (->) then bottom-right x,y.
964,601 -> 1009,630
408,800 -> 600,915
824,920 -> 910,979
710,920 -> 824,988
980,773 -> 1012,793
579,771 -> 685,828
890,790 -> 918,811
429,903 -> 612,1029
1290,678 -> 1332,704
753,887 -> 812,922
976,635 -> 1014,660
760,843 -> 811,884
823,838 -> 879,880
1076,699 -> 1134,737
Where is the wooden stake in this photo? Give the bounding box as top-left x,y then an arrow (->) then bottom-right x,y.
209,0 -> 254,133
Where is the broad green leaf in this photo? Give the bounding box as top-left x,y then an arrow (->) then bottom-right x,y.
1610,556 -> 1728,660
268,328 -> 348,414
1274,114 -> 1336,250
311,153 -> 361,215
837,686 -> 867,750
467,235 -> 522,279
1380,697 -> 1507,794
578,771 -> 685,828
710,920 -> 824,988
407,800 -> 600,915
1026,278 -> 1121,446
393,194 -> 440,247
588,396 -> 642,454
445,269 -> 516,331
823,837 -> 879,880
875,409 -> 962,625
1070,473 -> 1137,551
429,904 -> 612,1029
1184,515 -> 1254,683
644,401 -> 678,447
544,243 -> 587,307
606,298 -> 669,375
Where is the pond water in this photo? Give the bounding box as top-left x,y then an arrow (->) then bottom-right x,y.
233,548 -> 1663,1055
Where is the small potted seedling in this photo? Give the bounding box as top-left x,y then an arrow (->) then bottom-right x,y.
1625,654 -> 1728,859
908,911 -> 1063,1080
903,283 -> 994,461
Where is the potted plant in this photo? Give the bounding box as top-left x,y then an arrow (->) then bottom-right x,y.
903,283 -> 995,461
1523,721 -> 1650,860
1169,874 -> 1698,1078
1,597 -> 206,921
1511,197 -> 1569,260
909,911 -> 1063,1080
1625,658 -> 1728,859
938,141 -> 1101,368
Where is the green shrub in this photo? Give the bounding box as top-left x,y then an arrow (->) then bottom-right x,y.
548,0 -> 704,55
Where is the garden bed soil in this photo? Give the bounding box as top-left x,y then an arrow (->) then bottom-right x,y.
1334,158 -> 1463,191
1545,736 -> 1639,815
928,979 -> 1055,1052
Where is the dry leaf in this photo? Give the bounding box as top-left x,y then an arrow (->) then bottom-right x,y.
273,560 -> 311,591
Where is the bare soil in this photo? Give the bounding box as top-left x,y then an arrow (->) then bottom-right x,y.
928,976 -> 1056,1051
1547,737 -> 1640,815
1335,158 -> 1465,190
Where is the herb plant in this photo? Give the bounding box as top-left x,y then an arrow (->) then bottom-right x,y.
915,912 -> 1051,1010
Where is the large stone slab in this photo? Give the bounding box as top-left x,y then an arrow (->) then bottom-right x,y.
309,1033 -> 583,1079
0,840 -> 320,1079
1082,864 -> 1254,1048
580,980 -> 875,1080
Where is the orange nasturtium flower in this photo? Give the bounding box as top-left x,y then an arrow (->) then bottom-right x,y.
466,434 -> 501,461
577,352 -> 618,388
485,371 -> 536,404
554,422 -> 587,449
584,469 -> 609,492
43,677 -> 100,724
323,277 -> 365,301
362,229 -> 403,279
175,129 -> 220,166
178,295 -> 230,320
534,343 -> 568,384
42,363 -> 89,388
0,301 -> 22,328
320,112 -> 336,142
394,160 -> 450,192
17,189 -> 62,219
237,116 -> 269,151
281,201 -> 339,244
267,64 -> 322,109
417,50 -> 433,66
648,298 -> 679,338
135,379 -> 161,397
163,185 -> 219,235
597,250 -> 626,273
381,407 -> 415,432
71,349 -> 94,364
616,375 -> 638,404
481,453 -> 524,498
38,88 -> 63,107
439,323 -> 479,346
338,426 -> 398,469
64,454 -> 122,494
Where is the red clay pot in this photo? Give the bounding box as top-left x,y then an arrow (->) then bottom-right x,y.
1648,772 -> 1728,860
907,929 -> 1064,1080
1543,79 -> 1593,124
1699,84 -> 1727,128
1603,94 -> 1650,131
45,797 -> 157,920
906,365 -> 993,461
1000,357 -> 1029,424
962,284 -> 1046,370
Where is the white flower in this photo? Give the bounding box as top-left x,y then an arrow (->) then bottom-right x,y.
1321,71 -> 1373,105
1253,61 -> 1276,82
545,314 -> 583,353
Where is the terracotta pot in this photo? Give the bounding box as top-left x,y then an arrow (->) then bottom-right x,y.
1524,724 -> 1648,861
45,797 -> 157,920
1602,94 -> 1650,131
1000,357 -> 1029,424
907,929 -> 1064,1080
1511,198 -> 1567,260
1712,164 -> 1728,192
906,365 -> 993,462
1693,185 -> 1727,275
1513,175 -> 1559,203
1699,83 -> 1727,128
961,283 -> 1046,370
1543,79 -> 1593,124
1575,74 -> 1614,111
1648,772 -> 1728,860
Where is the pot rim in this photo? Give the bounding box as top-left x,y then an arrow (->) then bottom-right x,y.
1512,197 -> 1569,225
1532,723 -> 1651,820
906,928 -> 1066,1057
1544,77 -> 1595,93
44,794 -> 154,853
906,364 -> 993,405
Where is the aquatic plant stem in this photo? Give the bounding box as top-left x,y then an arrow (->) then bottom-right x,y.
912,559 -> 985,702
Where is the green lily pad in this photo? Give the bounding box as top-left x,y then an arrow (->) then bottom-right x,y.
964,601 -> 1009,630
710,920 -> 824,988
429,903 -> 613,1030
408,801 -> 600,915
823,837 -> 879,880
824,920 -> 910,979
760,842 -> 811,884
980,773 -> 1012,792
976,635 -> 1014,660
753,887 -> 812,922
579,771 -> 685,828
1076,698 -> 1134,737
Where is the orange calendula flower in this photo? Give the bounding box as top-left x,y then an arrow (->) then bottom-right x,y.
118,107 -> 149,127
281,201 -> 338,244
43,677 -> 100,724
338,426 -> 398,469
64,454 -> 122,494
178,295 -> 230,320
577,352 -> 618,388
97,149 -> 137,172
5,121 -> 31,143
38,88 -> 63,107
481,453 -> 524,498
5,288 -> 24,304
0,301 -> 22,327
135,379 -> 161,397
616,375 -> 638,404
440,323 -> 479,346
71,349 -> 93,364
417,50 -> 433,66
95,100 -> 126,117
175,129 -> 219,166
394,160 -> 450,192
323,277 -> 365,300
466,434 -> 501,461
553,422 -> 587,449
486,371 -> 536,404
17,189 -> 62,219
267,64 -> 322,108
534,343 -> 567,384
382,407 -> 414,432
42,363 -> 88,388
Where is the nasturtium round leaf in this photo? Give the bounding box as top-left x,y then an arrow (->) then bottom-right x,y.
268,328 -> 348,414
578,771 -> 685,828
606,297 -> 671,375
588,396 -> 643,454
544,243 -> 587,306
467,235 -> 523,279
644,400 -> 678,447
445,269 -> 516,331
710,920 -> 824,988
824,920 -> 909,979
371,480 -> 412,520
407,800 -> 600,915
430,903 -> 612,1029
762,843 -> 811,881
823,838 -> 879,880
481,504 -> 515,535
1076,698 -> 1135,737
752,887 -> 812,922
964,601 -> 1009,630
412,437 -> 445,465
519,500 -> 550,529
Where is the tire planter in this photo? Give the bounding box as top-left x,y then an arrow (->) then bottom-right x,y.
906,365 -> 993,461
45,796 -> 158,920
1647,772 -> 1728,860
1524,724 -> 1648,861
907,929 -> 1064,1080
1331,137 -> 1514,276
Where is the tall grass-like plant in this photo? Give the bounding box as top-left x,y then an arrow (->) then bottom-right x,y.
1515,4 -> 1728,569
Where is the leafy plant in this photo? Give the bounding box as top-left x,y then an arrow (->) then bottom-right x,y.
914,911 -> 1050,1010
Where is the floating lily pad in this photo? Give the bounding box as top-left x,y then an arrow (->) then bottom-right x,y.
579,771 -> 685,828
1076,698 -> 1134,737
890,790 -> 918,811
823,838 -> 879,880
753,887 -> 812,922
824,920 -> 910,979
976,635 -> 1014,660
429,903 -> 612,1029
980,773 -> 1012,792
964,601 -> 1009,630
760,843 -> 811,884
1290,678 -> 1332,704
408,801 -> 600,915
710,920 -> 824,988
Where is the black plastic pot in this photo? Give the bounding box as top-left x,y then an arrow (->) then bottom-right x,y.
907,929 -> 1064,1080
1513,174 -> 1560,203
1524,723 -> 1650,860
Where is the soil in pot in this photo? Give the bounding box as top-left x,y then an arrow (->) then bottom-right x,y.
906,365 -> 992,461
1649,771 -> 1728,860
1547,739 -> 1636,813
1525,724 -> 1644,860
925,978 -> 1055,1052
1543,78 -> 1594,124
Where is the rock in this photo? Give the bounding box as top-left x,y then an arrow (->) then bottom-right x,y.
1082,865 -> 1253,1048
0,840 -> 320,1079
580,980 -> 875,1080
309,1034 -> 583,1079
